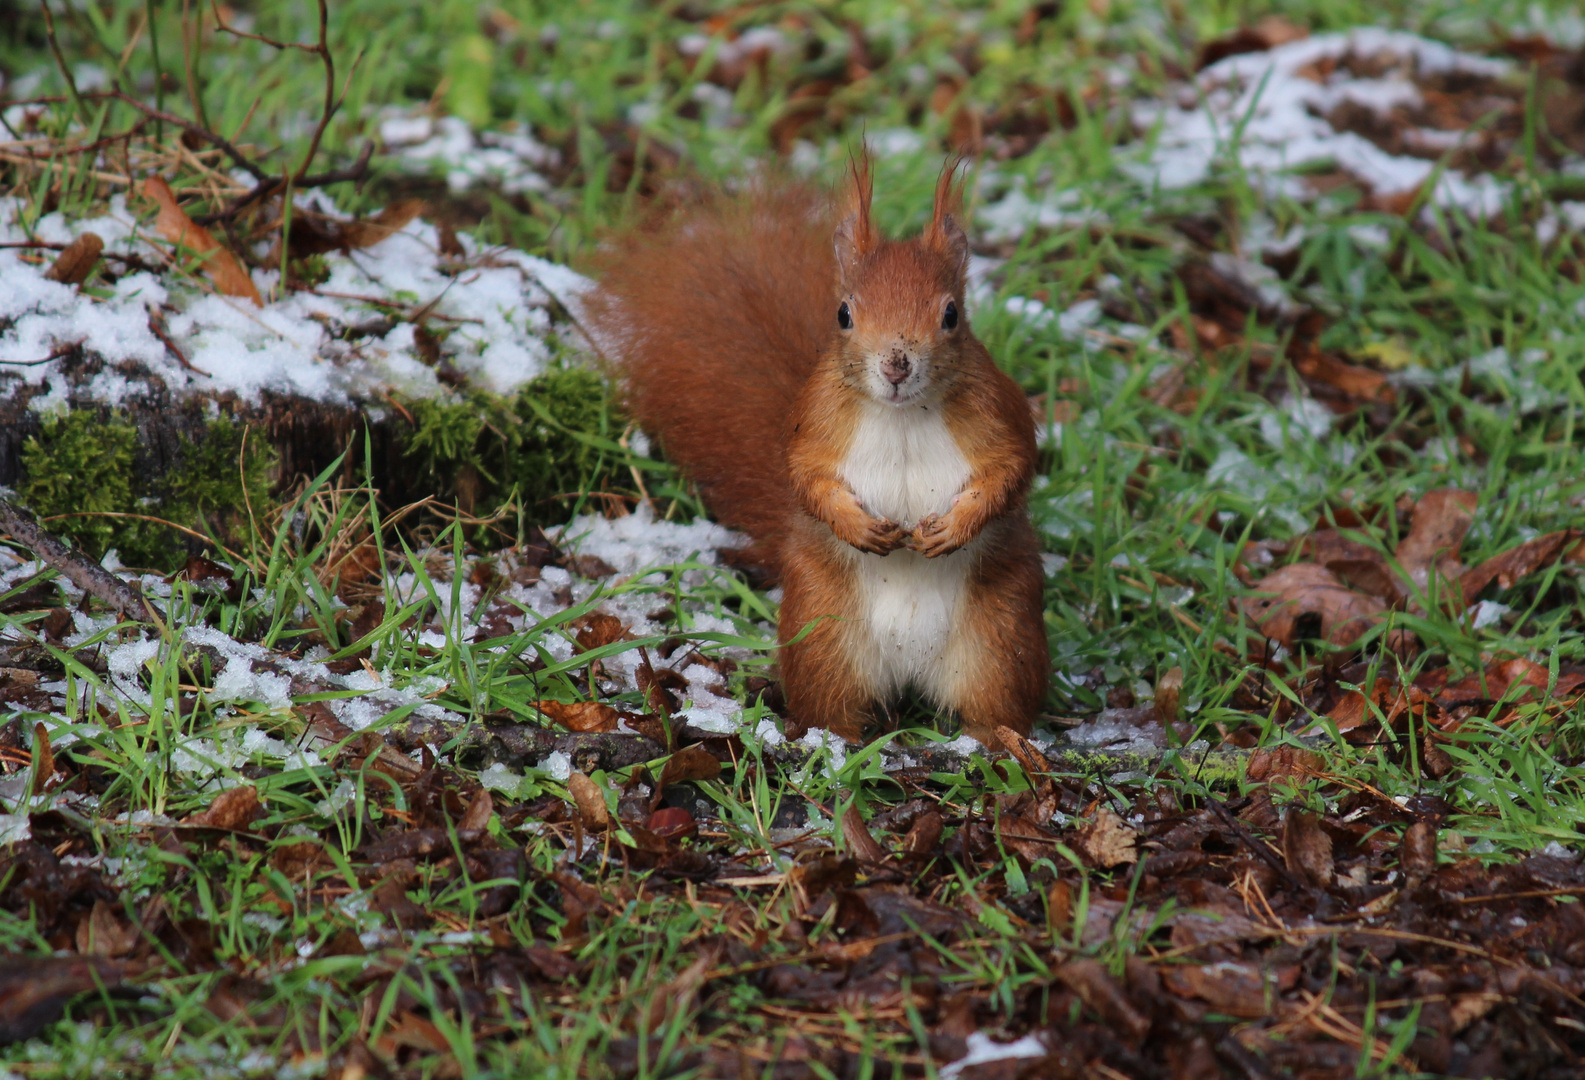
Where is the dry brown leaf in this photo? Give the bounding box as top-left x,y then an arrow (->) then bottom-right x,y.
1449,992 -> 1502,1033
184,784 -> 261,831
142,176 -> 263,305
1055,958 -> 1150,1042
1074,806 -> 1137,868
567,553 -> 618,579
1048,880 -> 1073,936
903,810 -> 944,857
1400,821 -> 1437,886
1154,665 -> 1184,723
273,200 -> 426,266
0,956 -> 127,1042
44,232 -> 103,286
567,772 -> 610,829
1300,527 -> 1385,568
572,612 -> 627,652
373,1010 -> 454,1061
789,852 -> 857,910
1242,563 -> 1387,651
1294,349 -> 1394,403
74,899 -> 137,959
643,941 -> 723,1029
436,221 -> 465,259
1325,683 -> 1392,733
1436,657 -> 1585,715
1246,745 -> 1325,783
839,804 -> 887,863
646,806 -> 695,839
1422,735 -> 1456,779
994,724 -> 1051,779
337,199 -> 424,250
1459,529 -> 1581,605
657,744 -> 722,791
458,788 -> 493,833
534,700 -> 620,733
1281,810 -> 1333,888
1161,962 -> 1285,1018
31,720 -> 53,795
1395,489 -> 1477,594
1197,15 -> 1309,69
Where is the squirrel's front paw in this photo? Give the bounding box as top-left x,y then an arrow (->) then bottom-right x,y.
848,516 -> 907,555
907,514 -> 963,558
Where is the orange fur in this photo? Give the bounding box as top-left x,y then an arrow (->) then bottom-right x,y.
584,181 -> 835,567
589,156 -> 1050,740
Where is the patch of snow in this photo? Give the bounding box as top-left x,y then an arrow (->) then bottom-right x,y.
536,750 -> 573,781
0,814 -> 31,845
1468,600 -> 1510,630
378,112 -> 560,194
940,1033 -> 1049,1079
797,727 -> 849,775
1065,714 -> 1164,752
557,501 -> 746,579
0,191 -> 593,409
1258,394 -> 1335,448
977,178 -> 1105,243
1133,29 -> 1513,216
940,733 -> 983,756
479,762 -> 524,794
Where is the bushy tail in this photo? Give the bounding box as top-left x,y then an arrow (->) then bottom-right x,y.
584,182 -> 836,571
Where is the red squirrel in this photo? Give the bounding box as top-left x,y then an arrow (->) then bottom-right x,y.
587,155 -> 1049,742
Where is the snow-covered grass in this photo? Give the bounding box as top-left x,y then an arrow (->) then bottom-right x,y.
0,193 -> 588,408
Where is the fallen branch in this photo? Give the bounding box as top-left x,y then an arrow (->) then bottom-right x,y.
0,496 -> 161,623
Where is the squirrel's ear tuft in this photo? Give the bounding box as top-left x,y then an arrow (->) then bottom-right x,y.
834,148 -> 878,280
925,156 -> 969,278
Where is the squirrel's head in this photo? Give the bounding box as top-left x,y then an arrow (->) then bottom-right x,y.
831,155 -> 970,406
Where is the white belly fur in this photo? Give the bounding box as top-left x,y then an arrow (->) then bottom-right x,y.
837,402 -> 973,699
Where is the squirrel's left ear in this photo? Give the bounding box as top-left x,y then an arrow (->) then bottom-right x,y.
924,157 -> 969,279
834,149 -> 879,283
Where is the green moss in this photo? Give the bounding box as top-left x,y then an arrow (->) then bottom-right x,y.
157,419 -> 276,555
401,367 -> 616,521
18,411 -> 138,557
19,413 -> 276,568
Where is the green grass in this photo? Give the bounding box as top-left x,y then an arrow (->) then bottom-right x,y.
5,0 -> 1585,1076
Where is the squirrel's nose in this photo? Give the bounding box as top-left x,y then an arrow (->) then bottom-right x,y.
881,354 -> 912,385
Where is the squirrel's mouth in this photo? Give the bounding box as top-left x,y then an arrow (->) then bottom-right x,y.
879,382 -> 924,405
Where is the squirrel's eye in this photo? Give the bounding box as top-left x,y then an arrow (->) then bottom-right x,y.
942,301 -> 959,331
837,301 -> 853,330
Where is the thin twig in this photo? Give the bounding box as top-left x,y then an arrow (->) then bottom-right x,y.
0,240 -> 162,274
0,496 -> 161,623
38,1 -> 88,125
0,120 -> 149,162
38,511 -> 248,566
189,140 -> 373,226
144,0 -> 164,138
102,89 -> 266,180
1206,795 -> 1310,893
207,0 -> 342,182
295,0 -> 335,181
146,305 -> 211,375
0,342 -> 81,368
179,0 -> 211,133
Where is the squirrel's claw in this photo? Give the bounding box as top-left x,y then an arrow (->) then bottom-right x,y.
849,516 -> 907,555
908,513 -> 963,558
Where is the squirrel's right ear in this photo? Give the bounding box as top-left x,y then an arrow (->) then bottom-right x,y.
924,156 -> 970,280
833,150 -> 878,281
